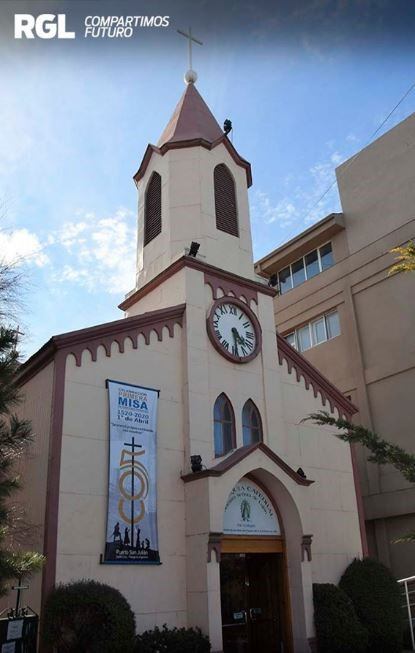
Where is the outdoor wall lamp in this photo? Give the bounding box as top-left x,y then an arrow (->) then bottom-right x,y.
190,455 -> 203,473
188,241 -> 200,257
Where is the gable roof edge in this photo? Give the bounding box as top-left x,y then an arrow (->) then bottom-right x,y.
181,442 -> 314,485
277,333 -> 357,418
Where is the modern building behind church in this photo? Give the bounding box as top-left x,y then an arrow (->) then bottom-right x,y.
255,113 -> 415,581
14,73 -> 364,653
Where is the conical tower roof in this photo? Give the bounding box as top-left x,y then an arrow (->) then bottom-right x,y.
134,82 -> 252,187
157,82 -> 223,146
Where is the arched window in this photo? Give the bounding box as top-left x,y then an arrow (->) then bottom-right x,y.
214,164 -> 239,237
144,171 -> 162,246
213,393 -> 235,457
242,400 -> 263,446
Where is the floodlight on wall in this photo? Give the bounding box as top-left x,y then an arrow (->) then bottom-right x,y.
188,241 -> 200,257
190,455 -> 203,473
268,274 -> 278,287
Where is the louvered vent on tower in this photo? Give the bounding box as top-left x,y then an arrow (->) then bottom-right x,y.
144,172 -> 162,246
214,164 -> 239,237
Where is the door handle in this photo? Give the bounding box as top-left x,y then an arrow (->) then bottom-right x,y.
249,607 -> 262,620
232,609 -> 247,623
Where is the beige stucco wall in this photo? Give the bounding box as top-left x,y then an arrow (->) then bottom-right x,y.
57,328 -> 186,632
262,113 -> 415,579
132,141 -> 256,293
0,362 -> 55,615
125,268 -> 186,317
336,112 -> 415,255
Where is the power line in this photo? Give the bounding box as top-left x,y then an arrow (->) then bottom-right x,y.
302,79 -> 415,223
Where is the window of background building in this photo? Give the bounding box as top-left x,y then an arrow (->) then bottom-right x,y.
320,242 -> 334,270
305,249 -> 320,279
326,311 -> 340,339
285,310 -> 341,352
297,324 -> 312,351
278,242 -> 334,294
278,266 -> 292,294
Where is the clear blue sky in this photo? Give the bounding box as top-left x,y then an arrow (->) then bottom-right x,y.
1,0 -> 414,356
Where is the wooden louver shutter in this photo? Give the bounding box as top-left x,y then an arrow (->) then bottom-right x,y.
214,164 -> 239,237
144,172 -> 162,246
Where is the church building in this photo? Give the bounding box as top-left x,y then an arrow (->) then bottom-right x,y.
16,69 -> 364,652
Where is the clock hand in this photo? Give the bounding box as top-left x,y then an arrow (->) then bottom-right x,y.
231,328 -> 239,355
234,328 -> 245,346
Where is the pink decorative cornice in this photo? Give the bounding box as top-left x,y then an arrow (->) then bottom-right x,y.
204,270 -> 258,304
277,333 -> 357,419
17,304 -> 186,383
134,135 -> 252,188
119,255 -> 276,311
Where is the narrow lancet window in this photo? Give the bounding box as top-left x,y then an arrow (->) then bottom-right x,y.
214,164 -> 239,236
242,400 -> 263,446
144,171 -> 162,246
213,393 -> 236,457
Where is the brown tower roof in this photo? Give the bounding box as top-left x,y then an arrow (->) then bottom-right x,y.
134,82 -> 252,187
158,82 -> 223,146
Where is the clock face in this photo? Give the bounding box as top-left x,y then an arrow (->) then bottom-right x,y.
207,298 -> 261,363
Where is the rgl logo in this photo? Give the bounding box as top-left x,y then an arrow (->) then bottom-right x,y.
14,14 -> 75,39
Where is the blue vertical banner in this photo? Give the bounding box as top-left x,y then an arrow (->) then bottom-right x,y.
104,380 -> 160,564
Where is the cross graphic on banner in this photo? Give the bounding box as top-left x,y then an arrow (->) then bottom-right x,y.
123,436 -> 142,549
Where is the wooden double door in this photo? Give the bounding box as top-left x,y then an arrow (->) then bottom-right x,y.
220,552 -> 287,653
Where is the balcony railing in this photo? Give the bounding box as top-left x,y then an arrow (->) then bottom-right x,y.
398,575 -> 415,650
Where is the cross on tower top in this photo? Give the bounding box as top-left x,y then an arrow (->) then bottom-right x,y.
177,27 -> 203,84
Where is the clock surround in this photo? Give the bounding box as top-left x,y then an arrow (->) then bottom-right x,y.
206,296 -> 262,364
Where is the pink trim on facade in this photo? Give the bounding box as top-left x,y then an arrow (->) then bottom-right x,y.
181,442 -> 314,486
277,334 -> 358,419
41,349 -> 66,612
277,335 -> 367,556
119,255 -> 275,311
62,306 -> 184,367
18,304 -> 186,382
134,135 -> 252,187
204,270 -> 258,304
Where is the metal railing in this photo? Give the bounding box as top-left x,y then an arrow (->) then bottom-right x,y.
398,575 -> 415,650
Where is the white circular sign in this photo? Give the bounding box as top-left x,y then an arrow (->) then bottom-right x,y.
223,479 -> 281,536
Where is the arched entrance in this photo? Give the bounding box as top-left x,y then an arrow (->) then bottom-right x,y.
220,476 -> 293,653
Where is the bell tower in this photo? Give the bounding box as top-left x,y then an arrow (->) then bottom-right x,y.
131,74 -> 255,293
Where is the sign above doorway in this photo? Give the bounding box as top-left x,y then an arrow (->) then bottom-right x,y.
223,479 -> 281,536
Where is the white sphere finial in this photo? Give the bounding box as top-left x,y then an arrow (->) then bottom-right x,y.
185,69 -> 197,84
